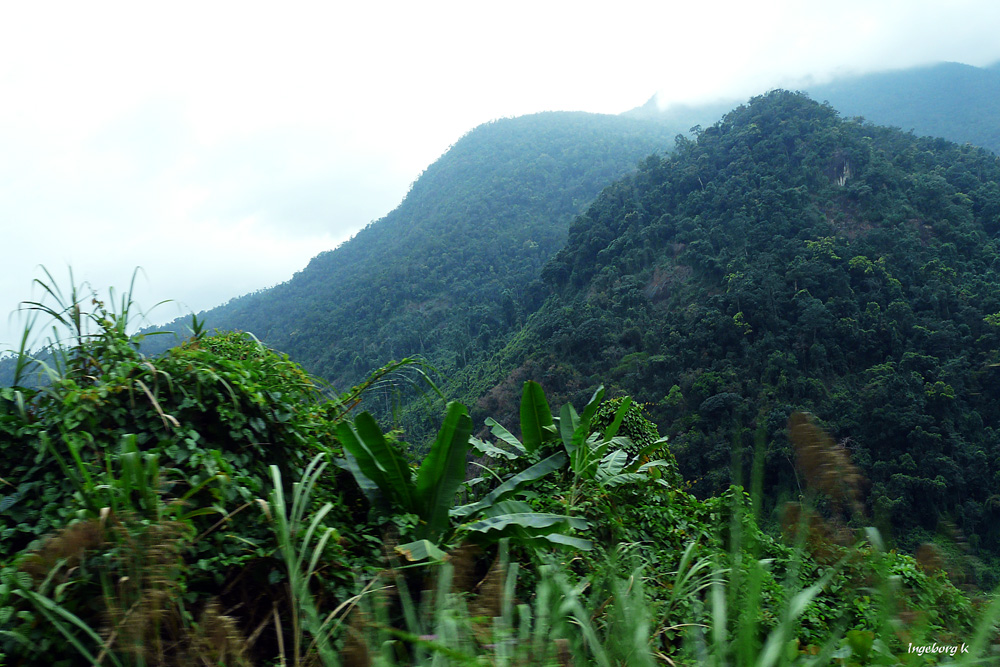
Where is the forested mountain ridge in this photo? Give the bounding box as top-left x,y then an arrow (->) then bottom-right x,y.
629,61 -> 1000,155
152,112 -> 679,391
469,91 -> 1000,583
122,61 -> 1000,406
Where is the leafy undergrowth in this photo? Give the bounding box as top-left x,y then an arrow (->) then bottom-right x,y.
0,274 -> 997,665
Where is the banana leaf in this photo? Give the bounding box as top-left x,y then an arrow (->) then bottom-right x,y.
414,402 -> 472,541
519,381 -> 554,454
451,451 -> 568,519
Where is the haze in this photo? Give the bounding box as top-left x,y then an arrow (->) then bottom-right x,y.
2,0 -> 1000,349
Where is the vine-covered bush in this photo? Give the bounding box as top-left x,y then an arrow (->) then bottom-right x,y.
0,288 -> 373,663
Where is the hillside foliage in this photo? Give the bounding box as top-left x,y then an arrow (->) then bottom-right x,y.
473,91 -> 1000,587
147,113 -> 680,400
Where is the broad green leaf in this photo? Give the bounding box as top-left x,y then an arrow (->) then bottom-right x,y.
335,420 -> 389,496
355,412 -> 416,508
481,499 -> 533,516
623,436 -> 670,473
597,473 -> 644,488
485,417 -> 527,454
339,452 -> 380,504
570,386 -> 605,470
519,381 -> 553,454
414,402 -> 472,541
538,533 -> 594,551
335,413 -> 416,511
577,386 -> 605,439
463,512 -> 588,534
634,460 -> 673,473
469,435 -> 520,461
595,449 -> 628,481
451,451 -> 568,519
395,539 -> 448,562
603,435 -> 633,450
559,403 -> 579,454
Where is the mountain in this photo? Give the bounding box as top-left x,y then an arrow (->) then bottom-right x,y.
629,61 -> 1000,155
149,112 -> 680,396
470,91 -> 1000,583
129,61 -> 1000,406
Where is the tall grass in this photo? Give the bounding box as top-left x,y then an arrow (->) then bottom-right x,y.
262,453 -> 654,666
4,266 -> 175,393
257,449 -> 1000,666
1,433 -> 242,665
9,446 -> 1000,665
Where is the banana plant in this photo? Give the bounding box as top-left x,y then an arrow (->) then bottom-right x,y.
334,400 -> 588,561
485,382 -> 678,509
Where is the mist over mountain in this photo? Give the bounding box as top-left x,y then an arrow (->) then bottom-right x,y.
630,61 -> 1000,155
809,61 -> 1000,153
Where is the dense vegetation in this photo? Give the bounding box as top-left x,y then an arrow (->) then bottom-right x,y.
0,286 -> 993,664
467,90 -> 1000,588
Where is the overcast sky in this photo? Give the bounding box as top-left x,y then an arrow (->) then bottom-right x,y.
3,0 -> 1000,350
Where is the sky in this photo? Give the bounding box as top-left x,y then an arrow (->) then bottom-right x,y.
2,0 -> 1000,350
